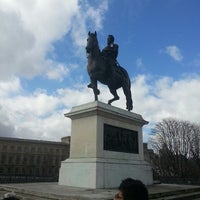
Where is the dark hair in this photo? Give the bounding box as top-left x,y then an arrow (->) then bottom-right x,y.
3,197 -> 20,200
108,34 -> 114,42
3,192 -> 20,200
119,178 -> 149,200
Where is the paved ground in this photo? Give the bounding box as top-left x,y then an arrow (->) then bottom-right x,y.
0,182 -> 200,200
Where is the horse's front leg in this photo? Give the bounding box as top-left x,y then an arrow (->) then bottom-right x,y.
88,77 -> 100,101
108,88 -> 120,105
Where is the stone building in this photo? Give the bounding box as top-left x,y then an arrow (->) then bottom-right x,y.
0,136 -> 153,183
0,136 -> 70,183
143,143 -> 154,162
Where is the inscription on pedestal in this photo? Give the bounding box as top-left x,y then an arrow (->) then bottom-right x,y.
104,124 -> 138,153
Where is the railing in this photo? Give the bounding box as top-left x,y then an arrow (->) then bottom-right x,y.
0,175 -> 58,184
157,177 -> 200,185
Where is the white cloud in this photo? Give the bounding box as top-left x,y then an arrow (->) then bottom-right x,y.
46,63 -> 69,81
1,74 -> 200,142
0,0 -> 108,80
0,77 -> 22,97
0,0 -> 78,80
132,75 -> 200,124
189,53 -> 200,67
136,57 -> 144,69
0,10 -> 36,79
0,78 -> 93,141
69,0 -> 108,53
0,106 -> 15,138
165,45 -> 183,61
86,0 -> 108,30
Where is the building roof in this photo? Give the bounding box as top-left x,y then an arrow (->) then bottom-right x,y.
0,136 -> 69,146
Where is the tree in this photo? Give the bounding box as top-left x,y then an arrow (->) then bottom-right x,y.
149,118 -> 200,180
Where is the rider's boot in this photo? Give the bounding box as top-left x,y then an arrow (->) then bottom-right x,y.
87,83 -> 92,88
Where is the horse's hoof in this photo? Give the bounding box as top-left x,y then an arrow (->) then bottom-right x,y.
127,106 -> 133,111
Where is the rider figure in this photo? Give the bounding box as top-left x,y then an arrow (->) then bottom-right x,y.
101,34 -> 119,74
88,34 -> 119,89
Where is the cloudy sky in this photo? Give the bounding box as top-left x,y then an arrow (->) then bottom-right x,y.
0,0 -> 200,142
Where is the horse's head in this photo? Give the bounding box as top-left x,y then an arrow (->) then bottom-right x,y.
86,31 -> 99,54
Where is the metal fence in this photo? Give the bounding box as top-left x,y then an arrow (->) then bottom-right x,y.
158,177 -> 200,185
0,175 -> 58,184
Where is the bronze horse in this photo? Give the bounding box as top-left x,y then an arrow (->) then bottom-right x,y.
86,31 -> 133,111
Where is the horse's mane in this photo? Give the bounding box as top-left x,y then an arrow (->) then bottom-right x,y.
90,33 -> 101,54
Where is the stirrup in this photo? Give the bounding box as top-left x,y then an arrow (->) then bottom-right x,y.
87,83 -> 92,88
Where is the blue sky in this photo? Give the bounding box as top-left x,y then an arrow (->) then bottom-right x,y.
0,0 -> 200,142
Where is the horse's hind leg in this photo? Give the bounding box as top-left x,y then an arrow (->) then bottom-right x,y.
122,85 -> 133,111
108,88 -> 120,105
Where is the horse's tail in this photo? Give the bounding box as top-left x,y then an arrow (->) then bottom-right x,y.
118,66 -> 133,111
118,66 -> 131,88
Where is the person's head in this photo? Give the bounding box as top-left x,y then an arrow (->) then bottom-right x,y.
3,192 -> 20,200
114,178 -> 149,200
107,34 -> 114,45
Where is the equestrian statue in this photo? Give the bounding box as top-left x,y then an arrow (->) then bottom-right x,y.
86,31 -> 133,111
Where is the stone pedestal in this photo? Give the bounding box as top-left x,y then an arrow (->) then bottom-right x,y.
59,101 -> 153,188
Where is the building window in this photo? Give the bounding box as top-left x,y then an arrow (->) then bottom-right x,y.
30,156 -> 35,165
15,167 -> 19,175
44,147 -> 48,153
22,168 -> 26,175
10,145 -> 15,151
16,155 -> 21,164
9,156 -> 14,164
31,147 -> 35,152
2,145 -> 7,152
56,149 -> 59,154
55,157 -> 59,165
17,146 -> 22,153
1,153 -> 6,164
50,148 -> 54,154
37,156 -> 41,164
29,168 -> 33,175
37,147 -> 41,153
7,167 -> 13,175
62,149 -> 66,154
43,156 -> 46,163
36,168 -> 40,176
24,146 -> 28,153
23,156 -> 28,164
0,167 -> 4,174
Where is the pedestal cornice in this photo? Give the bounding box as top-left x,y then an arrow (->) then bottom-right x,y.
64,101 -> 148,126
